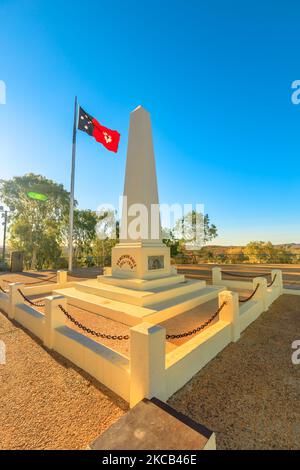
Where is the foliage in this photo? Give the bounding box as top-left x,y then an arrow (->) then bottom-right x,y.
173,211 -> 218,247
0,174 -> 70,269
244,241 -> 294,264
92,209 -> 119,266
163,211 -> 218,261
72,209 -> 99,264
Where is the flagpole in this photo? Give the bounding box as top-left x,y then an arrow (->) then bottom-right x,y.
68,96 -> 78,272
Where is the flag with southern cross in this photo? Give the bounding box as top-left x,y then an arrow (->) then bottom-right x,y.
78,106 -> 120,153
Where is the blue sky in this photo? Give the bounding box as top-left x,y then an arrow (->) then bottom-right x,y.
0,0 -> 299,245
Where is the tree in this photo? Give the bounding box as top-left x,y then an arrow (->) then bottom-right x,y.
226,247 -> 247,264
244,241 -> 279,264
72,209 -> 99,264
172,211 -> 218,255
0,174 -> 70,269
92,209 -> 119,266
173,211 -> 217,247
162,228 -> 180,257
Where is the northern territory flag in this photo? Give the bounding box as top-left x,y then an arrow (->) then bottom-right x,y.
78,106 -> 120,153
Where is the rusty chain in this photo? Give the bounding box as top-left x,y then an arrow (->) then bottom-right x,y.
221,270 -> 271,279
2,274 -> 57,286
239,283 -> 260,303
166,301 -> 227,340
58,302 -> 227,342
58,304 -> 130,340
17,288 -> 45,307
267,274 -> 277,288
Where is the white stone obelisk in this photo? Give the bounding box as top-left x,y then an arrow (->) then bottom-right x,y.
111,106 -> 171,279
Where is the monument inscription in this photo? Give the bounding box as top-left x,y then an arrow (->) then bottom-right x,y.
116,254 -> 137,270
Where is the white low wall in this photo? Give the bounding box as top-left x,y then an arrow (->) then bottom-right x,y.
283,288 -> 300,296
212,267 -> 282,308
0,292 -> 10,315
4,274 -> 131,403
239,299 -> 263,333
6,281 -> 270,407
165,321 -> 231,399
4,267 -> 285,408
266,285 -> 281,307
213,279 -> 253,290
14,303 -> 45,340
53,325 -> 130,401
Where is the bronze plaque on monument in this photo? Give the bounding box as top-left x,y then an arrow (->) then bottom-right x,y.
148,255 -> 164,270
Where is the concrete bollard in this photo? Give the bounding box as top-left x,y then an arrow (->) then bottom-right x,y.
9,282 -> 24,320
212,266 -> 222,285
44,295 -> 66,349
252,277 -> 268,311
271,269 -> 283,294
130,322 -> 166,408
218,290 -> 240,342
57,270 -> 67,285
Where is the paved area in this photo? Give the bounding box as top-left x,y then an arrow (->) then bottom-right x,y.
168,294 -> 300,450
0,311 -> 128,450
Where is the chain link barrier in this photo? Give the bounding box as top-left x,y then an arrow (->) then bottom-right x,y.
0,285 -> 8,294
2,274 -> 57,286
239,284 -> 260,303
58,302 -> 228,342
267,274 -> 277,288
166,301 -> 227,340
58,304 -> 130,340
221,270 -> 271,279
17,289 -> 45,307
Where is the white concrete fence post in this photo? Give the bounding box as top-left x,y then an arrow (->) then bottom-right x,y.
252,277 -> 268,311
44,295 -> 67,349
218,290 -> 240,342
212,266 -> 222,285
271,269 -> 283,294
9,282 -> 24,320
130,322 -> 167,408
57,270 -> 67,285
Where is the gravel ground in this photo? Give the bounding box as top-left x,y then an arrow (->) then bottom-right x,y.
0,311 -> 128,450
168,294 -> 300,450
1,269 -> 299,449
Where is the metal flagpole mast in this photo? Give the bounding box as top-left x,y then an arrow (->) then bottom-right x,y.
68,96 -> 78,272
2,210 -> 7,261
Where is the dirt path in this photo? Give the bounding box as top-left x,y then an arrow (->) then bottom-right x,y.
0,311 -> 128,450
168,294 -> 300,449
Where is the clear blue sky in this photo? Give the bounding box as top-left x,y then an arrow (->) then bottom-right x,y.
0,0 -> 299,245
